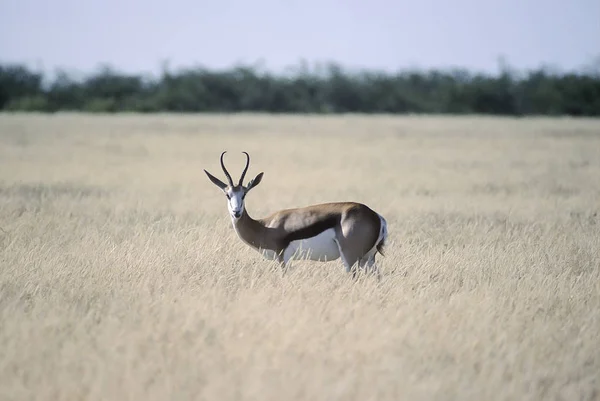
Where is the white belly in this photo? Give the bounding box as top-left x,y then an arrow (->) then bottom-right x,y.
283,228 -> 340,263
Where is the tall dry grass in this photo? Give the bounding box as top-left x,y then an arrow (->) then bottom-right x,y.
1,113 -> 599,401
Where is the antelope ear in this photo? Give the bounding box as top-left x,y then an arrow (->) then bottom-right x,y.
204,169 -> 228,190
246,172 -> 264,191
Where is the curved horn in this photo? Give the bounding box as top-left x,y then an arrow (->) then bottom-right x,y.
220,151 -> 234,186
239,151 -> 250,186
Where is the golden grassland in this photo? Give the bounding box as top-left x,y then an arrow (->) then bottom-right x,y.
0,113 -> 599,401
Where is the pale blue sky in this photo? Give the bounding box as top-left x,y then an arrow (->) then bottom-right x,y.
1,0 -> 599,76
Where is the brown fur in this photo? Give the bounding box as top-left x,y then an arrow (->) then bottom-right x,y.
232,202 -> 383,270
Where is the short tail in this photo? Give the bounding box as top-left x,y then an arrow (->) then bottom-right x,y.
376,238 -> 386,256
376,214 -> 388,257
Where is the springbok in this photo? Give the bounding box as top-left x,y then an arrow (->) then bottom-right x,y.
204,151 -> 388,277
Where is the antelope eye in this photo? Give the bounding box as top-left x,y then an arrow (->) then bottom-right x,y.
226,194 -> 231,200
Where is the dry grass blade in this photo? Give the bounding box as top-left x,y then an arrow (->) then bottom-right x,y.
0,113 -> 599,401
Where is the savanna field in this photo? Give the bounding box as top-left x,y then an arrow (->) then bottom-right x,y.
1,113 -> 599,401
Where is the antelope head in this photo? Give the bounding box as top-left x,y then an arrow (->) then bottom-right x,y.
204,151 -> 264,220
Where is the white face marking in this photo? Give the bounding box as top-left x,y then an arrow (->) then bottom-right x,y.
283,228 -> 341,263
226,188 -> 245,220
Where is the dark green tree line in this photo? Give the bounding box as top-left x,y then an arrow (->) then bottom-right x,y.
1,61 -> 599,116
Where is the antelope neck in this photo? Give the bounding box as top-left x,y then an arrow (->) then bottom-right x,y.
231,209 -> 268,250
